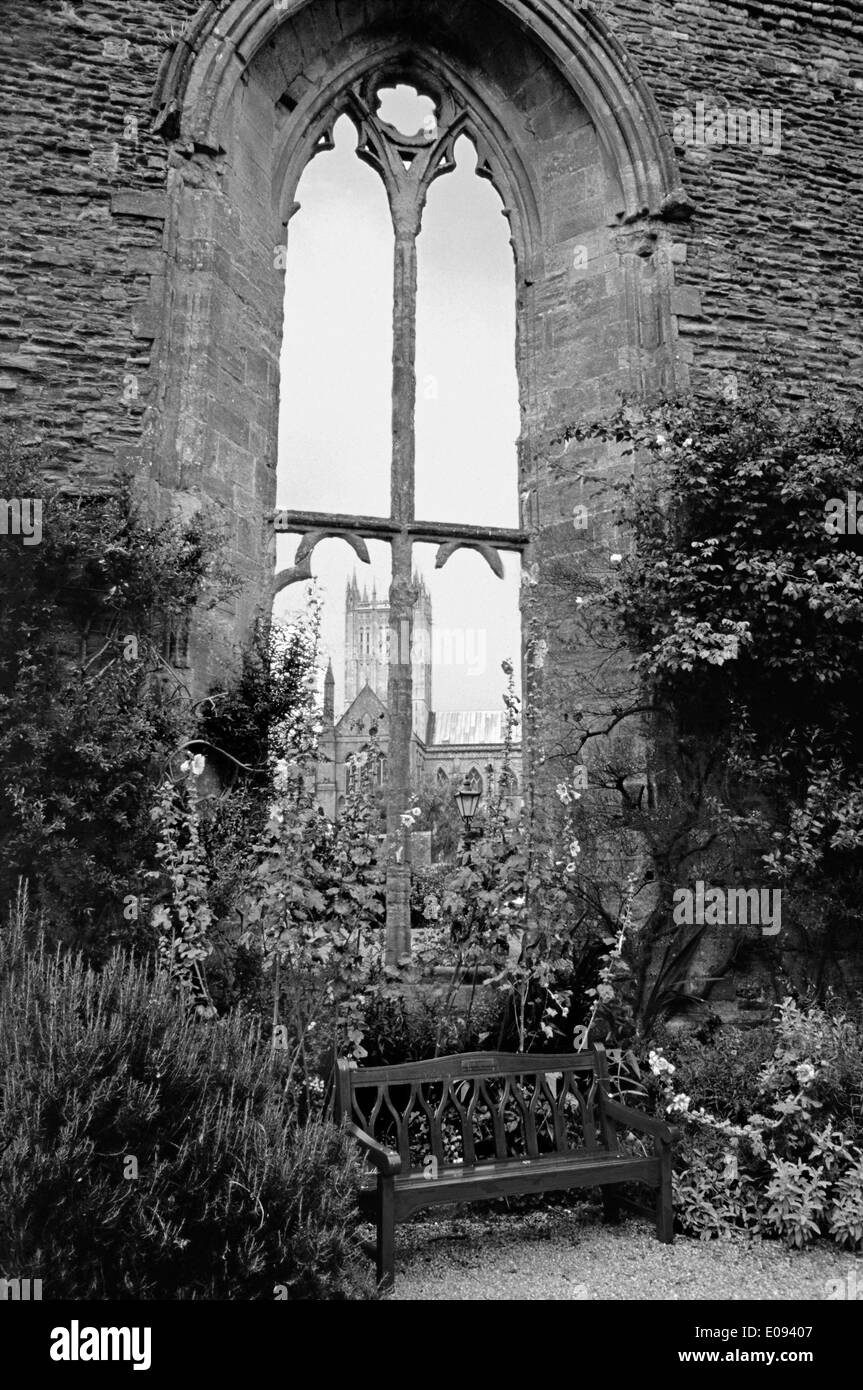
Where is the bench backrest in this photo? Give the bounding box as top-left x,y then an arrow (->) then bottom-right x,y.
335,1048 -> 615,1173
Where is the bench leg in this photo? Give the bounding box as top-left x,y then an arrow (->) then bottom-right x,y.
376,1176 -> 396,1291
602,1184 -> 621,1226
655,1145 -> 674,1243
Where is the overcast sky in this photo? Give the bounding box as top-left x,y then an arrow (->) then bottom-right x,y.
275,87 -> 521,715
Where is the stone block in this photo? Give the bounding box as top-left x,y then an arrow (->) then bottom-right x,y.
671,285 -> 703,318
111,190 -> 168,220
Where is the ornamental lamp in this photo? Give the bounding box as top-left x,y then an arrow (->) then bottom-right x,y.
454,780 -> 481,829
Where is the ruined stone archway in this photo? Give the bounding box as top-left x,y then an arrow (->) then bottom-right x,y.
146,0 -> 689,803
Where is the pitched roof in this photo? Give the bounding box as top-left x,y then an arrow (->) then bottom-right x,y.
335,683 -> 386,734
427,710 -> 520,747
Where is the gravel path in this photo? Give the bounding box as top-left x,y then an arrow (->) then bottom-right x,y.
381,1207 -> 857,1301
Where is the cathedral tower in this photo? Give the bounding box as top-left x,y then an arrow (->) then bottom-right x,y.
344,572 -> 432,741
344,575 -> 390,708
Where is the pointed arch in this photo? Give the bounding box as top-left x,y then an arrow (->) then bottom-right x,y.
154,0 -> 687,222
144,0 -> 689,785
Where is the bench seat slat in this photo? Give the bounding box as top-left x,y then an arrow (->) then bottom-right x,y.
357,1152 -> 661,1220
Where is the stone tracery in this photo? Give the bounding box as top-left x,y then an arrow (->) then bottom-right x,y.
275,63 -> 528,964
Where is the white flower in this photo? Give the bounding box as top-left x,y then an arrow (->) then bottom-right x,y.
569,838 -> 581,857
656,434 -> 666,446
648,1050 -> 675,1077
668,1092 -> 691,1114
180,760 -> 190,773
795,1062 -> 816,1087
683,437 -> 693,447
191,753 -> 206,776
575,597 -> 584,606
610,553 -> 623,564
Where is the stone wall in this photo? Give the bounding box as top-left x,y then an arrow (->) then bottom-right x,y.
3,3 -> 860,594
0,2 -> 196,479
613,0 -> 863,400
2,1 -> 860,626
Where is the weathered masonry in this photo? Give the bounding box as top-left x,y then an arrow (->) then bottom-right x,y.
2,1 -> 862,824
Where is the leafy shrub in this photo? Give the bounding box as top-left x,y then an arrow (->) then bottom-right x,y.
198,615 -> 326,946
0,431 -> 230,953
657,1024 -> 776,1124
763,1159 -> 829,1249
759,999 -> 863,1142
673,1146 -> 762,1241
0,897 -> 375,1299
236,737 -> 385,1096
649,1000 -> 863,1249
360,984 -> 505,1067
548,380 -> 863,1020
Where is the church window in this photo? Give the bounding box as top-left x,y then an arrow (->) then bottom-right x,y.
276,71 -> 527,964
465,766 -> 483,796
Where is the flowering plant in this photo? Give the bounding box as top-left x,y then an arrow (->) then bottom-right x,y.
649,1001 -> 863,1248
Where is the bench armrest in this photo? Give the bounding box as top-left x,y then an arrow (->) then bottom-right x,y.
599,1094 -> 677,1145
345,1122 -> 402,1177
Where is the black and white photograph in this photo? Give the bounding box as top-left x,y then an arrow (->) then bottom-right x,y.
1,0 -> 861,1361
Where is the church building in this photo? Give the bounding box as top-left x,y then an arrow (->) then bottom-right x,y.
314,574 -> 522,822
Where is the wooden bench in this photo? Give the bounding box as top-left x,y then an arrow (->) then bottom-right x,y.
334,1045 -> 677,1289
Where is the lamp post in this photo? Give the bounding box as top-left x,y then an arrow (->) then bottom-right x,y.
454,779 -> 481,854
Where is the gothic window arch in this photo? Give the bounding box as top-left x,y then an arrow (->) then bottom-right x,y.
155,0 -> 685,963
465,766 -> 483,796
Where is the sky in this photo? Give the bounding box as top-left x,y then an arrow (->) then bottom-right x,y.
274,85 -> 521,716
